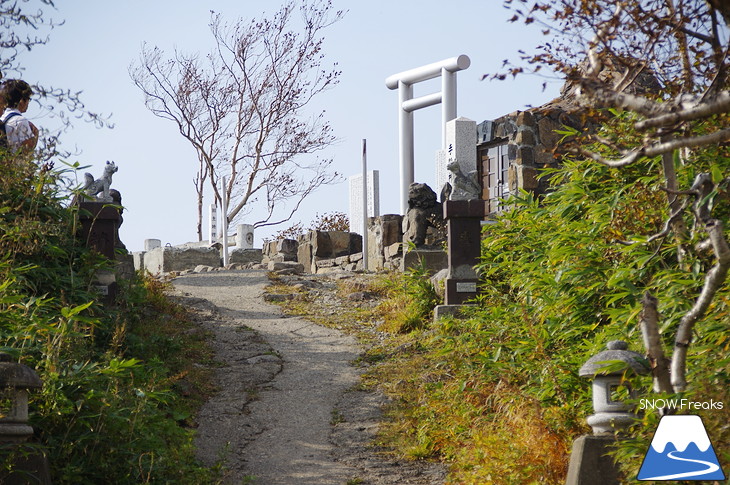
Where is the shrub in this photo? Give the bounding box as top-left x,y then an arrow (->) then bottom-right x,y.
0,160 -> 220,483
368,153 -> 729,483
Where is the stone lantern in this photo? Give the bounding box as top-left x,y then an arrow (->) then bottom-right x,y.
0,353 -> 43,443
579,340 -> 649,435
566,340 -> 650,485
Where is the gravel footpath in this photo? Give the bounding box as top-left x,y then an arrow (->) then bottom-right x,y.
170,269 -> 445,485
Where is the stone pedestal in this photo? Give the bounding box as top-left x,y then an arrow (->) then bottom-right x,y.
78,202 -> 120,259
0,446 -> 52,485
443,199 -> 486,305
78,202 -> 121,299
565,435 -> 622,485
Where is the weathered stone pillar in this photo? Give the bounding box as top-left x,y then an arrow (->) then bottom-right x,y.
144,239 -> 161,251
443,199 -> 485,305
78,202 -> 120,260
235,224 -> 255,249
78,202 -> 121,300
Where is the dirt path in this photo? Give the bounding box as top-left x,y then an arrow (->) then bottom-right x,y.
171,269 -> 445,485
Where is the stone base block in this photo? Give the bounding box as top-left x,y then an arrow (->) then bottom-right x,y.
445,278 -> 478,305
565,435 -> 622,485
230,248 -> 263,265
0,444 -> 52,485
433,304 -> 477,321
144,246 -> 221,274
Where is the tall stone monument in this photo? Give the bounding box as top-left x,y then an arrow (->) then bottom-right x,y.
348,170 -> 380,235
436,117 -> 478,198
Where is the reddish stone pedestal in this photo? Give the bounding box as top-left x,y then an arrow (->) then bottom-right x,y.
443,200 -> 486,305
78,202 -> 121,299
78,202 -> 120,259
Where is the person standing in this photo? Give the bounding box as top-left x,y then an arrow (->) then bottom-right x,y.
1,79 -> 39,152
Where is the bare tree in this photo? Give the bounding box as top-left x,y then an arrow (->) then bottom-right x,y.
130,1 -> 343,241
500,0 -> 730,394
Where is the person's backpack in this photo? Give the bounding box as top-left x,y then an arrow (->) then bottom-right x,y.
0,112 -> 21,150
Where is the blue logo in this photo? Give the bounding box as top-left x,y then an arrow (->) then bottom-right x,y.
638,415 -> 725,481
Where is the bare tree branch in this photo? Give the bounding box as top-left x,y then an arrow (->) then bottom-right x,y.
635,91 -> 730,130
671,218 -> 730,392
574,128 -> 730,167
639,292 -> 674,393
130,1 -> 343,237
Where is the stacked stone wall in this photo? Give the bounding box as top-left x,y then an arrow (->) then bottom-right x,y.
296,230 -> 363,273
479,106 -> 580,202
134,244 -> 262,275
262,239 -> 299,264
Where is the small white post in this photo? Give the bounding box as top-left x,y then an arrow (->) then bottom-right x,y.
221,177 -> 229,267
236,224 -> 255,249
362,139 -> 369,272
209,204 -> 217,244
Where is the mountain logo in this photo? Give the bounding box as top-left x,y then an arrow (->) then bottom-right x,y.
638,415 -> 725,481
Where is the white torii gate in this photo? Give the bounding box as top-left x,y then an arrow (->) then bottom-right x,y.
385,55 -> 471,214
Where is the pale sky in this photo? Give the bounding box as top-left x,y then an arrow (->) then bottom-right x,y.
17,1 -> 562,252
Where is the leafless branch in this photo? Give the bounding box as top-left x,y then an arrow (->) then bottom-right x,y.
574,128 -> 730,167
635,91 -> 730,130
671,218 -> 730,392
130,1 -> 343,236
639,292 -> 674,393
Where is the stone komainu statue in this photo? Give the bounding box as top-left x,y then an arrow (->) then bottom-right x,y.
444,160 -> 480,201
402,182 -> 446,248
83,161 -> 118,203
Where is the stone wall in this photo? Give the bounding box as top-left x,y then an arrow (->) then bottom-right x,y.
297,230 -> 363,273
262,239 -> 299,264
142,246 -> 221,274
478,104 -> 580,208
134,245 -> 262,275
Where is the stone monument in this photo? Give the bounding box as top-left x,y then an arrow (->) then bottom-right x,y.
349,170 -> 380,235
436,117 -> 478,198
440,199 -> 486,307
433,117 -> 485,312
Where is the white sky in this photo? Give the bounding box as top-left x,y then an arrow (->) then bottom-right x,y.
17,1 -> 562,251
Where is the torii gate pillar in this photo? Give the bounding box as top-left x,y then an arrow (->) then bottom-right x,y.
386,55 -> 471,214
